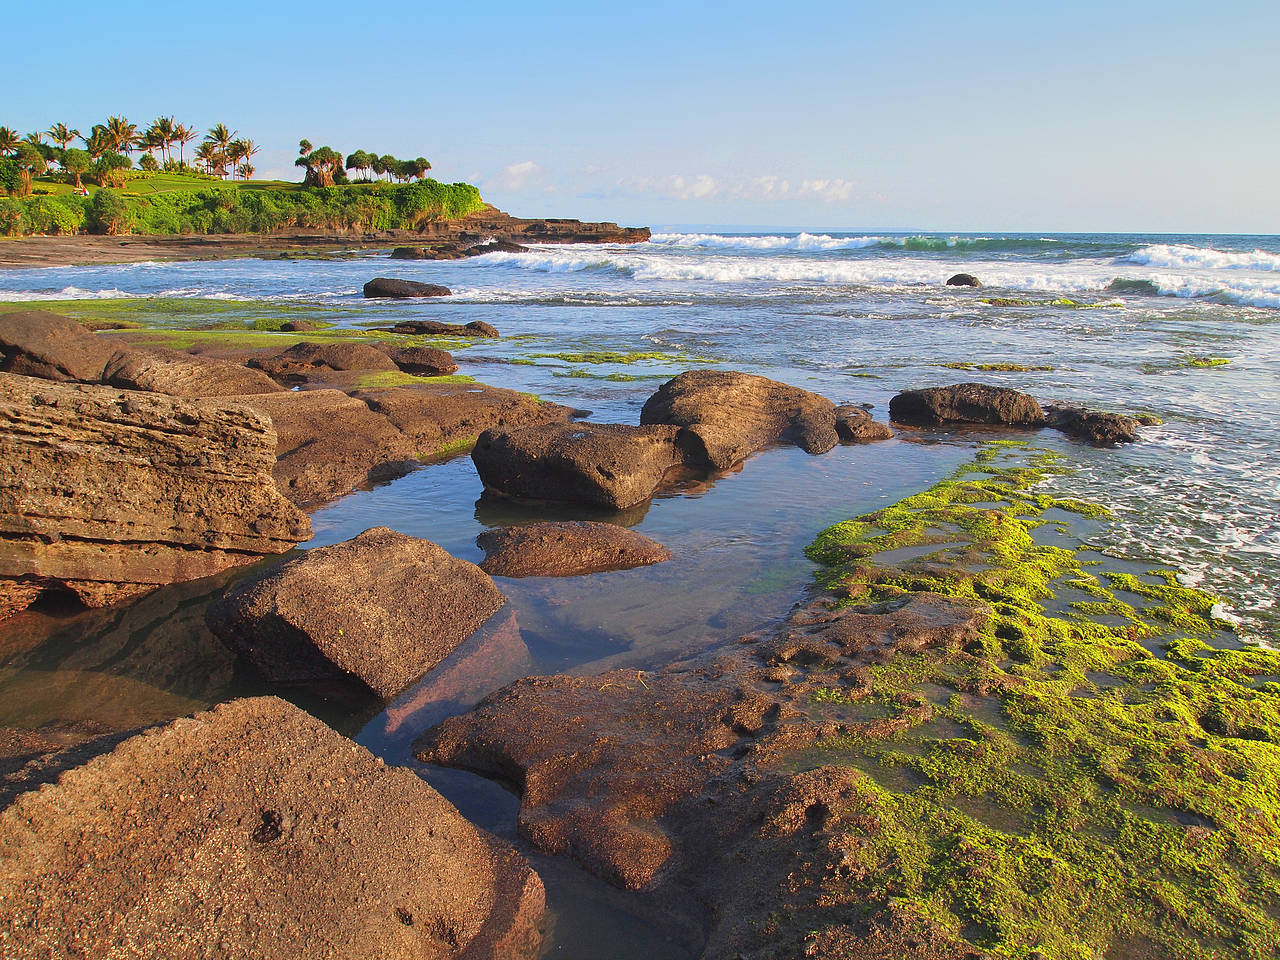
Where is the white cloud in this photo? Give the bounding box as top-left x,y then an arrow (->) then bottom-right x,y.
797,178 -> 856,203
737,176 -> 791,200
603,171 -> 860,205
617,174 -> 722,201
492,160 -> 545,191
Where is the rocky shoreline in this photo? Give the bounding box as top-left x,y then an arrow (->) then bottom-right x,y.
2,306 -> 1270,960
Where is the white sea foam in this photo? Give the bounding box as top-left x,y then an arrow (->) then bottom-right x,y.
1125,244 -> 1280,272
649,232 -> 886,251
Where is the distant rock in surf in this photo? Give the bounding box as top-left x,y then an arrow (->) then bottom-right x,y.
363,277 -> 452,298
946,273 -> 982,287
890,382 -> 1045,426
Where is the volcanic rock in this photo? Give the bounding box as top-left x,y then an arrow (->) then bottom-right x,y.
279,320 -> 319,332
472,422 -> 685,510
103,346 -> 284,397
0,374 -> 310,619
363,277 -> 452,298
1044,404 -> 1140,445
834,404 -> 894,443
464,240 -> 530,256
250,341 -> 399,382
390,246 -> 430,259
207,527 -> 505,699
0,310 -> 118,382
477,521 -> 671,578
388,319 -> 500,338
374,343 -> 459,376
0,696 -> 545,960
946,273 -> 982,287
640,370 -> 840,470
889,382 -> 1046,427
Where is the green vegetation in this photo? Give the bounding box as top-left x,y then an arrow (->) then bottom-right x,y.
353,371 -> 475,389
1186,356 -> 1231,368
977,297 -> 1122,309
422,435 -> 480,461
796,444 -> 1279,959
941,362 -> 1056,372
525,350 -> 715,365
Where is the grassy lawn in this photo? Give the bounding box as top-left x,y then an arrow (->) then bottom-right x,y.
28,173 -> 305,198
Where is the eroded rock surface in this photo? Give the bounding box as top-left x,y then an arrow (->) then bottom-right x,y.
0,310 -> 118,383
363,277 -> 452,298
889,382 -> 1046,427
477,521 -> 671,578
0,697 -> 544,960
0,374 -> 310,618
1044,404 -> 1140,445
946,273 -> 982,287
207,527 -> 505,699
250,341 -> 399,383
103,346 -> 284,396
834,404 -> 894,443
385,319 -> 500,338
472,422 -> 684,510
640,370 -> 840,470
373,343 -> 459,375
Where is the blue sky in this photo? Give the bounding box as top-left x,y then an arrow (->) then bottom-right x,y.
9,1 -> 1278,232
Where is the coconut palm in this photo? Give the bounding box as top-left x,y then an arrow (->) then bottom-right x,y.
205,125 -> 236,178
144,117 -> 176,165
174,124 -> 197,168
236,163 -> 255,181
229,139 -> 259,180
226,140 -> 248,179
105,116 -> 139,156
46,123 -> 80,152
194,141 -> 217,176
82,125 -> 110,159
24,131 -> 44,145
0,127 -> 20,155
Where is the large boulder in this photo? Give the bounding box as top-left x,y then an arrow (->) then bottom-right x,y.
889,382 -> 1046,426
249,341 -> 399,383
834,404 -> 894,443
472,422 -> 684,510
363,277 -> 452,299
946,273 -> 982,287
1044,404 -> 1140,446
0,697 -> 545,960
640,370 -> 840,470
0,310 -> 118,383
206,527 -> 506,699
0,374 -> 310,619
373,343 -> 459,376
103,346 -> 284,396
477,522 -> 671,578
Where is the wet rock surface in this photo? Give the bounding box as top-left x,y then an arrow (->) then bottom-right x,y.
641,370 -> 841,470
834,404 -> 895,443
477,521 -> 671,578
472,422 -> 685,510
0,696 -> 545,960
103,345 -> 285,396
0,373 -> 310,619
373,343 -> 459,376
384,319 -> 500,338
1044,404 -> 1140,445
889,382 -> 1046,426
206,527 -> 506,699
363,277 -> 453,298
0,310 -> 119,383
250,341 -> 399,382
946,273 -> 982,287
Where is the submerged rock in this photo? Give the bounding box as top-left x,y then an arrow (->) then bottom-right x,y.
206,527 -> 505,699
0,696 -> 545,960
103,346 -> 284,396
640,370 -> 840,470
477,521 -> 671,578
0,310 -> 118,383
834,404 -> 894,443
0,374 -> 310,619
363,277 -> 452,298
472,422 -> 684,510
946,273 -> 982,287
889,381 -> 1046,426
250,341 -> 398,382
1044,404 -> 1140,445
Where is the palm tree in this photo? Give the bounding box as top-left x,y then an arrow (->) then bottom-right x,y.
24,131 -> 44,145
46,123 -> 79,152
236,163 -> 255,180
230,139 -> 259,180
226,140 -> 248,179
105,116 -> 139,156
194,141 -> 217,176
174,124 -> 197,168
205,124 -> 236,178
0,127 -> 20,155
82,125 -> 110,159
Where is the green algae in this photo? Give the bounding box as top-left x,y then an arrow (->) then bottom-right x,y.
523,349 -> 715,365
1186,356 -> 1231,368
977,297 -> 1122,309
420,434 -> 477,461
0,297 -> 367,328
550,368 -> 670,382
941,362 -> 1056,373
797,443 -> 1280,960
353,371 -> 475,389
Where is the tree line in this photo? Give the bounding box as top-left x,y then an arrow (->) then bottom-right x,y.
296,140 -> 433,188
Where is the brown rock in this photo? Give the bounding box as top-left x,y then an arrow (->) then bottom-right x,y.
387,319 -> 500,338
363,277 -> 452,298
889,382 -> 1046,426
472,422 -> 685,510
103,346 -> 284,397
946,273 -> 982,287
250,341 -> 398,383
1044,404 -> 1140,445
0,697 -> 545,960
834,404 -> 894,443
640,370 -> 840,470
465,321 -> 500,338
0,374 -> 310,617
206,527 -> 505,699
373,343 -> 459,376
463,240 -> 530,256
279,320 -> 319,332
0,310 -> 118,383
389,246 -> 430,259
477,521 -> 671,578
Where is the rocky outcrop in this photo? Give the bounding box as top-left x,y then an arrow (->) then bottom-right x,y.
0,310 -> 118,382
640,370 -> 840,470
477,522 -> 671,578
363,277 -> 452,298
834,404 -> 894,443
385,319 -> 500,338
373,343 -> 459,376
472,422 -> 685,510
0,696 -> 545,960
250,341 -> 398,383
103,346 -> 284,396
0,374 -> 310,619
414,207 -> 650,247
889,382 -> 1046,426
946,273 -> 982,287
207,528 -> 505,699
1044,404 -> 1140,445
463,240 -> 530,256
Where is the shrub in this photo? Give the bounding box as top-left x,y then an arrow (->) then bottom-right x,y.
0,158 -> 19,196
89,189 -> 133,235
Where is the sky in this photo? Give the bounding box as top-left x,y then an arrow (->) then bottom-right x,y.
8,0 -> 1279,233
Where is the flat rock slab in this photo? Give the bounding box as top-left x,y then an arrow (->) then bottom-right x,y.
250,341 -> 399,383
0,310 -> 118,383
363,277 -> 452,298
206,527 -> 506,699
477,521 -> 671,578
0,374 -> 310,618
0,696 -> 544,960
472,422 -> 685,510
889,382 -> 1046,426
640,370 -> 840,470
103,346 -> 284,397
